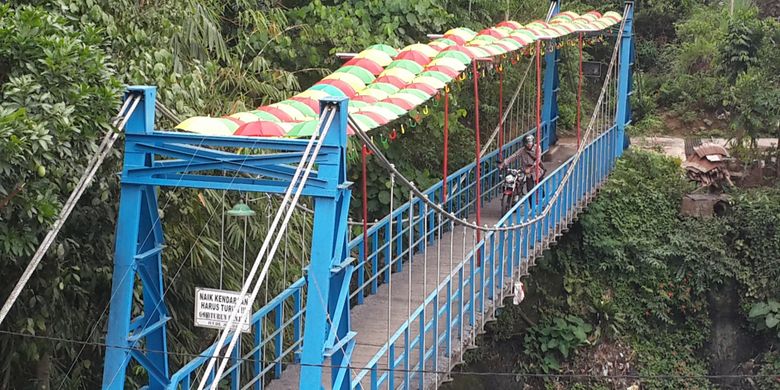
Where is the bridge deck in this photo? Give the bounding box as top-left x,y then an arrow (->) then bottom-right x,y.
267,140 -> 577,390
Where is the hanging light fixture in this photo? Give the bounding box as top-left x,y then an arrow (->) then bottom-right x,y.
227,200 -> 255,217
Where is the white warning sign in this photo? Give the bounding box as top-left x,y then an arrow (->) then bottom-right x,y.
194,288 -> 252,333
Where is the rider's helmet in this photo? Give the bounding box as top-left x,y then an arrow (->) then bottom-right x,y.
523,134 -> 535,147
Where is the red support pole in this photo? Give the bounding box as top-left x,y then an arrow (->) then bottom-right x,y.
498,66 -> 504,160
443,88 -> 449,203
472,61 -> 482,264
577,33 -> 583,149
361,144 -> 369,267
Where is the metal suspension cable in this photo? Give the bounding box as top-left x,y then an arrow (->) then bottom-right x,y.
0,94 -> 140,328
199,106 -> 337,390
348,3 -> 629,233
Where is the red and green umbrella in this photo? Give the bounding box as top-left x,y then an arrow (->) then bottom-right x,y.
323,72 -> 366,92
257,106 -> 296,122
430,38 -> 457,49
395,50 -> 430,66
404,82 -> 438,95
418,70 -> 453,83
343,58 -> 384,75
316,79 -> 356,96
366,82 -> 401,95
367,44 -> 399,57
478,28 -> 507,39
397,88 -> 431,101
436,48 -> 473,64
284,100 -> 317,117
354,108 -> 396,125
379,67 -> 417,82
268,103 -> 311,121
355,49 -> 394,66
351,94 -> 380,104
374,75 -> 408,88
382,97 -> 416,110
359,87 -> 392,101
235,121 -> 292,137
333,65 -> 376,83
290,97 -> 321,113
246,110 -> 281,122
428,57 -> 467,72
373,102 -> 407,115
348,114 -> 381,133
176,117 -> 238,136
309,84 -> 347,97
401,43 -> 440,57
498,21 -> 523,29
412,76 -> 447,90
423,66 -> 460,78
385,59 -> 424,73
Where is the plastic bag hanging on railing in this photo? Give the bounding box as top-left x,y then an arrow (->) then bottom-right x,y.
513,281 -> 525,305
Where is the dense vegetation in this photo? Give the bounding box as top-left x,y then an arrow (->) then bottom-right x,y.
1,0 -> 778,388
451,150 -> 780,390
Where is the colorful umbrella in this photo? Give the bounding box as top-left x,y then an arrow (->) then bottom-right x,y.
418,70 -> 452,83
444,27 -> 477,42
287,120 -> 319,137
323,72 -> 366,92
246,110 -> 282,122
379,67 -> 417,82
397,88 -> 431,101
352,94 -> 380,104
412,76 -> 447,90
359,87 -> 392,101
466,46 -> 492,58
333,65 -> 376,83
290,97 -> 321,113
367,44 -> 399,57
269,103 -> 311,121
343,58 -> 384,75
498,21 -> 523,29
284,100 -> 317,117
296,89 -> 329,99
349,114 -> 381,132
357,105 -> 400,121
348,100 -> 370,110
374,75 -> 408,88
235,121 -> 291,137
309,84 -> 347,97
373,102 -> 407,115
315,79 -> 356,96
404,82 -> 438,95
428,57 -> 468,71
430,38 -> 457,49
229,112 -> 267,123
258,106 -> 296,122
382,97 -> 416,110
436,49 -> 472,64
443,34 -> 467,45
478,28 -> 506,38
355,49 -> 393,66
354,110 -> 393,126
175,117 -> 237,136
395,50 -> 430,66
423,66 -> 460,78
365,82 -> 401,95
401,43 -> 440,57
385,59 -> 425,73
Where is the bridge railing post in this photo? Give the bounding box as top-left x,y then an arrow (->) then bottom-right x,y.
615,1 -> 635,158
541,0 -> 561,151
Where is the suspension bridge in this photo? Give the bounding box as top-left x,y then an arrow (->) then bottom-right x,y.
1,1 -> 635,389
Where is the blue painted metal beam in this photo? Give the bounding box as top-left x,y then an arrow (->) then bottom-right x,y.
541,1 -> 561,150
615,1 -> 634,157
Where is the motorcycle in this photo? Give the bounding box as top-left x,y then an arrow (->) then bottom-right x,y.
501,168 -> 526,214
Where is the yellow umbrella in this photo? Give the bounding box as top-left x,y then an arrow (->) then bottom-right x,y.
296,89 -> 329,99
413,76 -> 447,90
175,117 -> 236,136
379,67 -> 417,82
355,49 -> 394,66
323,72 -> 366,92
400,43 -> 440,57
428,57 -> 468,71
358,88 -> 391,100
229,112 -> 265,123
390,92 -> 427,106
356,106 -> 400,121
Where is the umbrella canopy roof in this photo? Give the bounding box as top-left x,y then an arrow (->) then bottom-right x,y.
175,10 -> 623,137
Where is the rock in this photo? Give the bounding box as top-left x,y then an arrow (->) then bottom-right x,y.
703,118 -> 713,127
699,126 -> 706,131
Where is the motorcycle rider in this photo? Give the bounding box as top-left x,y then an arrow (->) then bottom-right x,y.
499,135 -> 546,195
